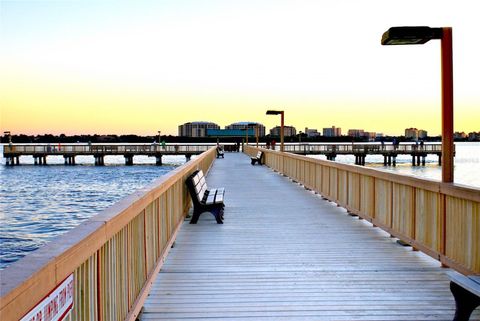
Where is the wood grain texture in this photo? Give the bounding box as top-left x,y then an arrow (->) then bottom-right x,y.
140,152 -> 479,321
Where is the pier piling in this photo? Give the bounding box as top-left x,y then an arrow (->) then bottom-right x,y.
124,154 -> 134,165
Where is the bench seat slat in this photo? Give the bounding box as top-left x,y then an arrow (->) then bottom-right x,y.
215,193 -> 224,203
206,193 -> 216,204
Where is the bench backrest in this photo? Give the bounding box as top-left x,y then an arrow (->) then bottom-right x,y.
187,170 -> 208,203
257,151 -> 262,158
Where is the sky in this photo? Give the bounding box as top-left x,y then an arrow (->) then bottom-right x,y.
0,0 -> 479,136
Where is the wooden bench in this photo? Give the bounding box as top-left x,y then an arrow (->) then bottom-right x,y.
448,271 -> 480,321
251,151 -> 263,165
186,169 -> 225,224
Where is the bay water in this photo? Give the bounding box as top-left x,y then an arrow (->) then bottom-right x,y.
1,142 -> 479,270
0,148 -> 186,269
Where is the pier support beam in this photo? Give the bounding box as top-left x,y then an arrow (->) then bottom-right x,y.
124,155 -> 134,166
354,154 -> 366,166
36,156 -> 46,165
155,155 -> 163,166
326,154 -> 336,161
94,155 -> 105,166
5,156 -> 15,166
64,155 -> 76,165
185,155 -> 191,162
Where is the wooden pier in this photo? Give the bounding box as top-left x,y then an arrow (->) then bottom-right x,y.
2,143 -> 236,166
139,151 -> 478,321
3,142 -> 445,167
276,142 -> 445,166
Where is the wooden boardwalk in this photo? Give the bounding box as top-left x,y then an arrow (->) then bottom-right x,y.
140,153 -> 478,321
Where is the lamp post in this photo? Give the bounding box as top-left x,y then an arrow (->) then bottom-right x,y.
266,110 -> 284,152
381,26 -> 454,183
157,130 -> 161,143
4,131 -> 11,144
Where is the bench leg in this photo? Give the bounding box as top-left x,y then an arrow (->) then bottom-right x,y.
211,207 -> 223,224
190,209 -> 201,224
450,281 -> 480,321
189,207 -> 224,224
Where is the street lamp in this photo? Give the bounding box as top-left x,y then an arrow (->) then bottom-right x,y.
266,110 -> 284,152
157,130 -> 161,143
4,131 -> 11,144
381,26 -> 454,183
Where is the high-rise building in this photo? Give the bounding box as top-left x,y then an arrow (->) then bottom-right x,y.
270,126 -> 297,137
365,132 -> 376,141
418,130 -> 428,139
347,129 -> 365,138
323,126 -> 342,137
178,121 -> 220,137
225,122 -> 266,137
405,128 -> 427,140
305,128 -> 320,137
405,128 -> 418,140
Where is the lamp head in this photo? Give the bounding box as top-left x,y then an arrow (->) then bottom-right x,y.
266,110 -> 283,115
381,26 -> 442,45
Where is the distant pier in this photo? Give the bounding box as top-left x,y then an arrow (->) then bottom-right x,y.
278,142 -> 446,166
3,142 -> 447,166
2,143 -> 228,166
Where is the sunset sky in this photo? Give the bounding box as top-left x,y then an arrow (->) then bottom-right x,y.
1,0 -> 478,136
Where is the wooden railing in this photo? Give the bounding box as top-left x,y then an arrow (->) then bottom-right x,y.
245,146 -> 480,275
251,142 -> 443,155
3,143 -> 221,155
0,147 -> 217,321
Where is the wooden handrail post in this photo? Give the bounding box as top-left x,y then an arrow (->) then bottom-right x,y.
441,27 -> 454,183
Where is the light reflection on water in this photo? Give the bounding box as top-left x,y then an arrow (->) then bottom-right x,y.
0,151 -> 186,269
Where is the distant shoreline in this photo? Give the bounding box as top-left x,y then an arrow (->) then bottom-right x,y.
2,134 -> 479,144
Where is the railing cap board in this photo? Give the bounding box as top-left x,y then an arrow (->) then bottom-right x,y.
440,183 -> 480,203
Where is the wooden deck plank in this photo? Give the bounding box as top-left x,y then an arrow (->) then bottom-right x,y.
140,153 -> 480,321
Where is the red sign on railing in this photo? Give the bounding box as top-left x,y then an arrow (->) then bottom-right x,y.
20,274 -> 74,321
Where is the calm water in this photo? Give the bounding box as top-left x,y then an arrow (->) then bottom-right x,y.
0,149 -> 186,269
310,142 -> 480,188
1,142 -> 479,270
